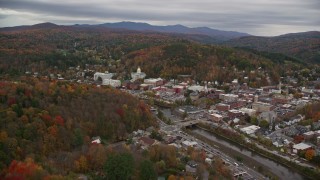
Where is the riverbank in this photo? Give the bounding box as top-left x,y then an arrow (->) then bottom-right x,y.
192,123 -> 320,180
186,128 -> 280,179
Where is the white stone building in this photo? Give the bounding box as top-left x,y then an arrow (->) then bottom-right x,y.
131,67 -> 146,82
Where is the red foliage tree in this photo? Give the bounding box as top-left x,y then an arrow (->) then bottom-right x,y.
24,89 -> 32,97
7,97 -> 16,106
55,116 -> 64,126
293,135 -> 304,144
41,114 -> 52,122
139,102 -> 147,113
116,108 -> 124,118
5,158 -> 43,179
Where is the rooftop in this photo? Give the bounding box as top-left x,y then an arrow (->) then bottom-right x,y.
293,143 -> 312,150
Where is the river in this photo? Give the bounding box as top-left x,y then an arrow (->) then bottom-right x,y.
192,128 -> 305,180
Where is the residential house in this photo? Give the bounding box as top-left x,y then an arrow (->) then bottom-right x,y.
91,136 -> 101,144
215,103 -> 230,111
292,143 -> 312,154
303,131 -> 315,140
240,125 -> 260,135
258,111 -> 277,123
139,137 -> 156,148
209,113 -> 223,122
228,109 -> 244,119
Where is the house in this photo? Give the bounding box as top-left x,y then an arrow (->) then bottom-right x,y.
146,126 -> 155,133
258,111 -> 277,123
313,122 -> 320,130
164,135 -> 177,144
77,174 -> 88,180
182,140 -> 198,148
292,143 -> 312,154
228,109 -> 244,119
273,141 -> 283,148
252,102 -> 274,113
174,106 -> 204,117
140,84 -> 151,90
94,72 -> 114,81
240,125 -> 260,135
190,91 -> 199,101
139,137 -> 156,148
314,130 -> 320,136
284,126 -> 300,137
239,108 -> 256,117
317,136 -> 320,146
219,94 -> 239,102
187,160 -> 198,168
205,158 -> 213,164
215,103 -> 230,111
144,78 -> 164,87
233,118 -> 240,124
188,85 -> 207,92
91,136 -> 101,144
102,79 -> 121,87
185,164 -> 197,174
227,100 -> 246,109
271,95 -> 292,105
172,85 -> 184,94
122,81 -> 140,90
209,113 -> 223,122
303,131 -> 315,140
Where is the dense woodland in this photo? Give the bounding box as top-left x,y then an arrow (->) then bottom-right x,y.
0,26 -> 317,87
0,78 -> 158,178
226,31 -> 320,63
121,42 -> 301,85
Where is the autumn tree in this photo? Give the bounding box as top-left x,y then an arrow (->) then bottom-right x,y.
74,155 -> 88,173
259,119 -> 269,129
139,160 -> 157,180
104,153 -> 134,180
86,144 -> 107,170
5,158 -> 46,179
293,135 -> 304,143
305,149 -> 315,161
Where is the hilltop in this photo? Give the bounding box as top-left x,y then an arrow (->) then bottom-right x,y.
0,22 -> 250,43
226,31 -> 320,63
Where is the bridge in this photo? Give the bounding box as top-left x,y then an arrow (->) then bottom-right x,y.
176,120 -> 201,127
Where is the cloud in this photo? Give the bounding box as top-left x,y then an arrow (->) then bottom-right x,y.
0,0 -> 319,35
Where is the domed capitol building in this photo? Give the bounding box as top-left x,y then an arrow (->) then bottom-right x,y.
131,66 -> 146,81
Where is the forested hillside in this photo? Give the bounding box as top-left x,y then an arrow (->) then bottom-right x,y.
0,26 -> 313,87
0,78 -> 156,178
121,42 -> 306,86
226,31 -> 320,63
0,26 -> 177,75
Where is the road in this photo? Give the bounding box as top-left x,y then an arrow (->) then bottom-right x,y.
155,113 -> 264,180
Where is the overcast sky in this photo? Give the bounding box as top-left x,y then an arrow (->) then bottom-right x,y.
0,0 -> 319,36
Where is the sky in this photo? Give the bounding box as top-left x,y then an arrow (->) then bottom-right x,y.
0,0 -> 319,36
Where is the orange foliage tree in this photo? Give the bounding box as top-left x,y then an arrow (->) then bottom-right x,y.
305,149 -> 315,161
5,158 -> 45,179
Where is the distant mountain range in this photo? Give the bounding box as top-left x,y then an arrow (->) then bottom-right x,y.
93,21 -> 250,41
226,31 -> 320,63
1,22 -> 319,63
0,22 -> 250,42
0,22 -> 59,32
